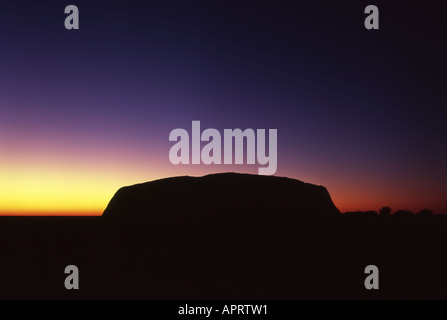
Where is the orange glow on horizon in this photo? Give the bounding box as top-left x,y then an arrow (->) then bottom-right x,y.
0,146 -> 173,216
1,146 -> 445,215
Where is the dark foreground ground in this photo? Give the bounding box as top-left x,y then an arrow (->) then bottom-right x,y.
0,214 -> 446,299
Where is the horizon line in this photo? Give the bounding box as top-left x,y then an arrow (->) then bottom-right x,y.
0,212 -> 102,216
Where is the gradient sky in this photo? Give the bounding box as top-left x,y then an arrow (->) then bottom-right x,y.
1,0 -> 446,215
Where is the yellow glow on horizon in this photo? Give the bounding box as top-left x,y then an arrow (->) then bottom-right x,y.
0,163 -> 166,216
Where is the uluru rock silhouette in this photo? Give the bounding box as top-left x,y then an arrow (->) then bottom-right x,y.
103,172 -> 341,222
96,173 -> 343,298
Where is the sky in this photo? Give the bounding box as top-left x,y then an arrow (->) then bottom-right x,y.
0,0 -> 446,215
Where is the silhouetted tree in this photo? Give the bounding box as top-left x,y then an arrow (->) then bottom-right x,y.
393,210 -> 414,217
416,209 -> 434,216
379,206 -> 391,216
